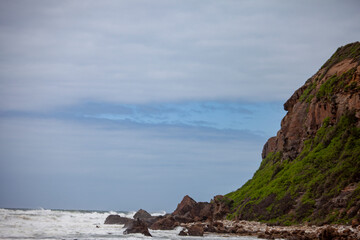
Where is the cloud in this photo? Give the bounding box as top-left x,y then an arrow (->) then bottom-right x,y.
0,100 -> 285,136
1,0 -> 360,111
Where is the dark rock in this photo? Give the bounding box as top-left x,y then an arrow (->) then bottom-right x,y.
142,216 -> 161,228
171,194 -> 232,223
132,209 -> 159,227
123,218 -> 152,237
150,215 -> 179,230
212,221 -> 223,227
172,195 -> 196,217
173,215 -> 193,223
187,224 -> 204,236
171,195 -> 213,223
104,215 -> 133,225
258,232 -> 274,239
318,226 -> 338,240
352,218 -> 359,227
215,225 -> 227,233
212,195 -> 233,220
203,223 -> 216,232
178,229 -> 188,236
190,202 -> 213,221
134,209 -> 152,219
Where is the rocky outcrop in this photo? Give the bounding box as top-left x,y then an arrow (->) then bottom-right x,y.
104,209 -> 160,230
172,195 -> 232,222
149,194 -> 233,230
226,42 -> 360,225
172,195 -> 196,216
123,218 -> 152,237
133,209 -> 160,227
262,42 -> 360,161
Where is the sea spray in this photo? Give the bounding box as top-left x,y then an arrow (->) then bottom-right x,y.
0,208 -> 258,240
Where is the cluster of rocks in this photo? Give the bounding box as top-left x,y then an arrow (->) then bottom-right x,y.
198,220 -> 360,240
104,195 -> 360,239
175,219 -> 360,239
104,195 -> 233,236
104,208 -> 157,237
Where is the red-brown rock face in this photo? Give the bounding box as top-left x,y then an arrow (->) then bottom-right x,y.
172,195 -> 197,216
262,43 -> 360,161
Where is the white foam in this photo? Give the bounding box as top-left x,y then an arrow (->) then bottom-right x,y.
150,210 -> 167,217
0,208 -> 258,240
0,208 -> 123,239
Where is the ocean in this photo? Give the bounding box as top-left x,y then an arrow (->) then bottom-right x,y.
0,208 -> 258,240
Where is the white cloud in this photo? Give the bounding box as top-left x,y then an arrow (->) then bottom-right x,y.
0,0 -> 359,112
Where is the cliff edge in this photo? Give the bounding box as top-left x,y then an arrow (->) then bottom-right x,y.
226,42 -> 360,225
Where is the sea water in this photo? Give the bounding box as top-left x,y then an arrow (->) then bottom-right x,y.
0,208 -> 258,240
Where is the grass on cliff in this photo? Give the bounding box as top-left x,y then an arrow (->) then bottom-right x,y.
299,66 -> 357,105
321,41 -> 360,71
316,67 -> 357,101
226,113 -> 360,225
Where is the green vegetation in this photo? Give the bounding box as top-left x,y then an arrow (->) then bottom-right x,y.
316,67 -> 357,101
226,112 -> 360,225
299,82 -> 316,103
300,66 -> 357,104
321,42 -> 360,71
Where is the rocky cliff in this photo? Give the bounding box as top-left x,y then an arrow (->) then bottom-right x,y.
226,42 -> 360,225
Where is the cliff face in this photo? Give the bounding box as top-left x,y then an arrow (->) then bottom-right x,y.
226,42 -> 360,225
263,42 -> 360,161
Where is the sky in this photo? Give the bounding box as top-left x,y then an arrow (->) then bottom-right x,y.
0,0 -> 359,212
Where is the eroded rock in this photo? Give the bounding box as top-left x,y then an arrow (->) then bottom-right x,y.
150,215 -> 179,230
134,209 -> 152,219
123,218 -> 152,237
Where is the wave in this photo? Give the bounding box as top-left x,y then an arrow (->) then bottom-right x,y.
0,208 -> 255,240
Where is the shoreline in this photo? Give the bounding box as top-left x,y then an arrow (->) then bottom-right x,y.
180,219 -> 360,239
105,195 -> 360,239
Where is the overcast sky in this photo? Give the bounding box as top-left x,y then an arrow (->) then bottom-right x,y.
0,0 -> 359,212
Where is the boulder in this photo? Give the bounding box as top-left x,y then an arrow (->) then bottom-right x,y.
134,209 -> 152,219
187,224 -> 204,236
179,224 -> 204,236
123,218 -> 152,237
150,215 -> 179,230
104,215 -> 133,225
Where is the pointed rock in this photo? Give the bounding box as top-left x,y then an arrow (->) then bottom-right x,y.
172,195 -> 196,216
134,209 -> 152,219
